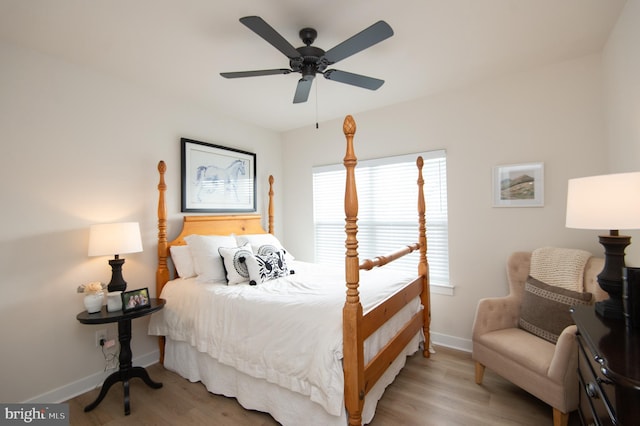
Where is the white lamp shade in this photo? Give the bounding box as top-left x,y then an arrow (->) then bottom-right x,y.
566,171 -> 640,231
88,222 -> 143,256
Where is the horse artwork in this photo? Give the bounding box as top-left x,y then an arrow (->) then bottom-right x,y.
195,159 -> 247,203
181,138 -> 256,213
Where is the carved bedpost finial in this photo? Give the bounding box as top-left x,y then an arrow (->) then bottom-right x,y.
343,115 -> 356,136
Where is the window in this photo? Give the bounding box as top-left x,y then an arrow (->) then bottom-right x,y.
312,150 -> 450,292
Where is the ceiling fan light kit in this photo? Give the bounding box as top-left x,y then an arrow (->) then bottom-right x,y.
220,16 -> 393,104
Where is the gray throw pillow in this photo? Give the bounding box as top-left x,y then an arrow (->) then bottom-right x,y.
519,276 -> 593,343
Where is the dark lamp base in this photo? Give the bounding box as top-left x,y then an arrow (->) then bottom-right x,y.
107,257 -> 128,293
595,233 -> 631,321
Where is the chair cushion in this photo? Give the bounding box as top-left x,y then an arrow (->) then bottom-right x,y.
519,276 -> 593,343
476,328 -> 556,376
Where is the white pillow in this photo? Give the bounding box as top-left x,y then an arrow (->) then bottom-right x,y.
246,249 -> 290,285
235,233 -> 295,263
169,245 -> 196,278
218,243 -> 253,285
184,234 -> 237,283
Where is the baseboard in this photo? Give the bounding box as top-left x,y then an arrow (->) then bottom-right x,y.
23,350 -> 160,404
431,331 -> 472,353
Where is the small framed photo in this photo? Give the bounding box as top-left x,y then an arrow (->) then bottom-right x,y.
181,138 -> 256,213
121,287 -> 151,312
493,162 -> 544,207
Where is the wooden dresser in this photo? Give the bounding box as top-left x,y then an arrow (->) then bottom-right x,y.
572,305 -> 640,425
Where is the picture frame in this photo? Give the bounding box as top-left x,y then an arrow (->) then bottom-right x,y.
493,162 -> 544,207
181,138 -> 256,213
121,287 -> 151,312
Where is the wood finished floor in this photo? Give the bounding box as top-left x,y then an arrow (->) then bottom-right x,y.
66,346 -> 580,425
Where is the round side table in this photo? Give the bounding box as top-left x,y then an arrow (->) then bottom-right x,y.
76,298 -> 165,415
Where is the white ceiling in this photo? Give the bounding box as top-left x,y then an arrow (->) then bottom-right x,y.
0,0 -> 627,132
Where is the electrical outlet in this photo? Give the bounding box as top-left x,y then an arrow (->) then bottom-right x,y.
95,329 -> 107,347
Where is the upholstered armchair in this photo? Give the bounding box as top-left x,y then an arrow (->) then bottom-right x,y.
472,250 -> 606,426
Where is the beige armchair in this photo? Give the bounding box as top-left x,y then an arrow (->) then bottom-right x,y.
472,251 -> 606,426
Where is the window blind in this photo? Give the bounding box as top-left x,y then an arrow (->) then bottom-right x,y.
312,150 -> 450,287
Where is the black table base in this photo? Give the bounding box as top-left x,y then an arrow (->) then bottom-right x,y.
83,314 -> 163,415
84,366 -> 162,415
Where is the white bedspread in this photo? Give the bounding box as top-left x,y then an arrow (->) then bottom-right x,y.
148,261 -> 420,416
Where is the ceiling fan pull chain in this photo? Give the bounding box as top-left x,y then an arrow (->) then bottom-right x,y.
315,81 -> 319,129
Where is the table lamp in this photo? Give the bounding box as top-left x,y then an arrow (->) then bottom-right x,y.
566,172 -> 640,319
88,222 -> 143,292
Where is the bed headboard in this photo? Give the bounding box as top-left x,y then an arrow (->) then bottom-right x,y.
155,160 -> 274,295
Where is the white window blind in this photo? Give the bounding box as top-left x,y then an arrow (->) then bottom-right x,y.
312,150 -> 450,288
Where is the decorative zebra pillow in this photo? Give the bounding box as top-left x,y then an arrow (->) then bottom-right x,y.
235,233 -> 295,263
218,244 -> 253,285
255,243 -> 281,257
246,249 -> 289,285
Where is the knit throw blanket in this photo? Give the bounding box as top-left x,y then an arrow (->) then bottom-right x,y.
530,247 -> 592,292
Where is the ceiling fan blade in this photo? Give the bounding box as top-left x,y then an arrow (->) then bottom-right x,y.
323,69 -> 384,90
321,21 -> 393,65
240,16 -> 302,60
220,69 -> 292,78
293,78 -> 313,104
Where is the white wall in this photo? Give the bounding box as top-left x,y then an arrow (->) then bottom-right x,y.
0,41 -> 283,403
281,54 -> 607,349
603,0 -> 640,265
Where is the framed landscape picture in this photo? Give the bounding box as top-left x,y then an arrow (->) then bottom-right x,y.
181,138 -> 256,213
493,162 -> 544,207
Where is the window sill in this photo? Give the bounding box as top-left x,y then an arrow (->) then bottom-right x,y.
431,283 -> 454,296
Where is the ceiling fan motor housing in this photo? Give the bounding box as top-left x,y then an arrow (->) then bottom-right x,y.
291,44 -> 327,79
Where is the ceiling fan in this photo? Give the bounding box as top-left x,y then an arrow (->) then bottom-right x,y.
220,16 -> 394,104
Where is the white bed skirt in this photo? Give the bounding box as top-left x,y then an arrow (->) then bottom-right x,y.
164,334 -> 421,426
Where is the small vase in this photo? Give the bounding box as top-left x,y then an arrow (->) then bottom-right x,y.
107,291 -> 123,312
84,292 -> 104,313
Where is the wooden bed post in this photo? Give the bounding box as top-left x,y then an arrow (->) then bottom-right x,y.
157,160 -> 168,364
417,157 -> 431,358
157,160 -> 169,292
268,175 -> 274,234
342,115 -> 365,426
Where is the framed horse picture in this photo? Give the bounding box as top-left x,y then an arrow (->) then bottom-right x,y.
181,138 -> 256,212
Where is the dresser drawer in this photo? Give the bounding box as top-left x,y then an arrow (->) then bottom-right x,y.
577,335 -> 616,425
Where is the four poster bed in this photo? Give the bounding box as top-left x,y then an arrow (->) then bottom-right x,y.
149,115 -> 431,426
